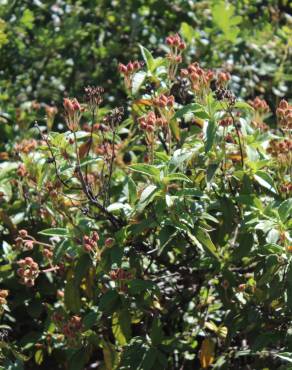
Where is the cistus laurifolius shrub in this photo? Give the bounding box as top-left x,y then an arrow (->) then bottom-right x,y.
0,34 -> 292,370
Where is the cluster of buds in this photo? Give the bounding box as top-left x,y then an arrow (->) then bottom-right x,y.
118,61 -> 142,90
219,117 -> 233,127
153,94 -> 175,108
247,97 -> 270,131
17,164 -> 27,177
0,290 -> 8,307
248,97 -> 270,114
118,61 -> 141,75
166,34 -> 186,50
63,98 -> 82,131
95,142 -> 121,159
215,87 -> 236,105
276,99 -> 292,130
180,63 -> 214,94
15,229 -> 35,251
216,71 -> 231,88
84,85 -> 104,111
166,34 -> 186,80
267,138 -> 292,156
52,313 -> 82,342
43,248 -> 53,260
15,139 -> 38,154
103,107 -> 124,129
267,138 -> 292,167
109,268 -> 132,281
62,315 -> 82,340
83,231 -> 99,253
17,257 -> 39,287
138,111 -> 167,132
279,182 -> 292,196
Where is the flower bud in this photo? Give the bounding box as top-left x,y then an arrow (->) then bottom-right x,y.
279,99 -> 289,110
19,229 -> 28,238
63,98 -> 74,114
118,63 -> 127,74
84,243 -> 92,252
91,231 -> 99,242
25,257 -> 33,265
0,290 -> 8,298
127,62 -> 134,72
166,36 -> 174,46
105,238 -> 114,247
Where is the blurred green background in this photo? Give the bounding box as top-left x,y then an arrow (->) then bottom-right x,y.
0,0 -> 291,141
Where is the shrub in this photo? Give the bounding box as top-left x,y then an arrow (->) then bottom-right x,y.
0,33 -> 291,369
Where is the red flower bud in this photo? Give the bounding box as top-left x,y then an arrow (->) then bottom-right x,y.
179,42 -> 186,50
118,63 -> 127,74
127,62 -> 134,72
166,36 -> 174,45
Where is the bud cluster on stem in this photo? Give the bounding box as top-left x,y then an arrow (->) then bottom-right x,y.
0,289 -> 8,307
166,33 -> 186,80
63,98 -> 82,131
276,99 -> 292,130
118,61 -> 142,90
83,231 -> 99,253
17,257 -> 40,287
180,63 -> 214,97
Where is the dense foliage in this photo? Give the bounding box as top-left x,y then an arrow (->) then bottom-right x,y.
0,1 -> 292,370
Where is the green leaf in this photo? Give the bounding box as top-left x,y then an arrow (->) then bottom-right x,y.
139,45 -> 154,71
180,22 -> 197,43
188,228 -> 220,260
205,119 -> 217,153
34,349 -> 43,365
102,340 -> 119,370
278,199 -> 292,223
174,103 -> 208,120
164,173 -> 192,183
64,279 -> 81,313
274,352 -> 292,364
126,177 -> 137,205
254,171 -> 277,194
20,9 -> 35,30
53,240 -> 70,263
128,279 -> 155,294
136,185 -> 159,212
287,262 -> 292,311
132,71 -> 147,95
176,188 -> 204,197
83,311 -> 101,330
169,118 -> 180,141
234,101 -> 254,111
150,318 -> 163,346
99,289 -> 120,313
74,254 -> 92,284
39,228 -> 69,237
141,347 -> 159,370
212,1 -> 242,43
129,164 -> 160,179
68,350 -> 87,370
112,309 -> 131,346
